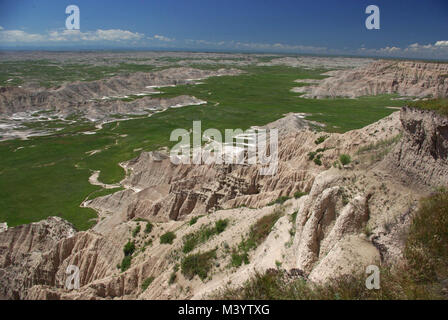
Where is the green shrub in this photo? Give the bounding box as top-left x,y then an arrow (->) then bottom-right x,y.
160,231 -> 176,244
248,211 -> 282,247
339,154 -> 351,165
314,135 -> 328,145
307,151 -> 317,161
120,256 -> 132,272
313,157 -> 322,166
168,272 -> 177,284
290,211 -> 298,224
144,222 -> 153,234
182,219 -> 229,253
294,191 -> 307,199
230,210 -> 283,267
215,219 -> 228,234
268,196 -> 291,206
141,276 -> 155,291
316,147 -> 329,153
182,235 -> 197,253
181,250 -> 217,280
231,250 -> 249,268
132,224 -> 141,237
123,240 -> 135,256
189,216 -> 200,226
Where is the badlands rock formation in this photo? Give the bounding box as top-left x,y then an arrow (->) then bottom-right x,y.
0,67 -> 242,119
380,106 -> 448,188
292,60 -> 448,98
258,56 -> 374,69
1,105 -> 446,300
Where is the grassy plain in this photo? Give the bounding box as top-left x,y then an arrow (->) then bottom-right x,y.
0,64 -> 408,230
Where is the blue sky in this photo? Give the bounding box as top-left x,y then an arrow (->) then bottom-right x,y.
0,0 -> 447,59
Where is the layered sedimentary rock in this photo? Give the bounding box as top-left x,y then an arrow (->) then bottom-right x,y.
293,60 -> 448,98
0,217 -> 76,299
0,67 -> 242,117
1,106 -> 447,300
380,107 -> 448,188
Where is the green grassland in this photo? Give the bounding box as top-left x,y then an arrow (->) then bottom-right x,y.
409,98 -> 448,116
0,65 -> 409,230
0,60 -> 156,88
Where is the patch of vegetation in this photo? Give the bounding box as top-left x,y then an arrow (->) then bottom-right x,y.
409,98 -> 448,116
182,219 -> 229,253
144,222 -> 153,234
230,210 -> 283,267
313,155 -> 323,166
86,187 -> 124,201
314,135 -> 329,145
132,224 -> 141,237
287,211 -> 299,246
216,191 -> 448,300
169,272 -> 177,285
356,134 -> 402,162
316,147 -> 329,153
121,240 -> 135,270
356,134 -> 402,155
181,249 -> 217,281
231,250 -> 249,267
340,187 -> 350,206
308,151 -> 323,165
123,240 -> 136,256
120,256 -> 132,272
0,60 -> 157,88
307,151 -> 317,161
294,191 -> 307,199
160,231 -> 176,244
189,215 -> 203,226
141,276 -> 155,291
268,196 -> 291,206
339,154 -> 352,166
405,191 -> 448,284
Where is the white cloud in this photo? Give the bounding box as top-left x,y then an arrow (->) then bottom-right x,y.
152,34 -> 174,42
435,40 -> 448,47
185,39 -> 326,53
0,29 -> 45,42
358,40 -> 448,59
0,25 -> 446,60
0,27 -> 144,43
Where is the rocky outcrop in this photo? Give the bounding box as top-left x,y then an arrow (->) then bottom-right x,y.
293,173 -> 374,276
258,56 -> 374,69
0,217 -> 76,299
293,60 -> 448,98
1,104 -> 447,300
381,107 -> 448,188
0,67 -> 242,117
